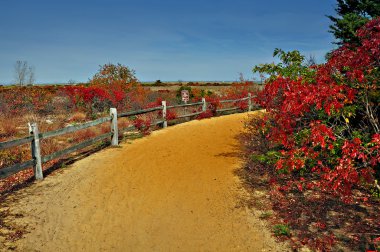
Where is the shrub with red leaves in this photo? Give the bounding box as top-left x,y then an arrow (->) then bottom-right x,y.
246,17 -> 380,251
206,96 -> 221,115
196,110 -> 214,120
166,109 -> 177,120
253,18 -> 380,198
132,117 -> 152,135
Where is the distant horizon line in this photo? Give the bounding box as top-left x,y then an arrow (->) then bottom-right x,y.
1,80 -> 263,86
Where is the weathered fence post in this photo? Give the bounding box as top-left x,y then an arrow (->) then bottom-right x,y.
28,123 -> 43,180
110,108 -> 118,146
202,97 -> 207,112
248,93 -> 252,112
162,101 -> 167,128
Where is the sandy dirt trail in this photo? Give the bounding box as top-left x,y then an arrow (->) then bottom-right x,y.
3,112 -> 286,252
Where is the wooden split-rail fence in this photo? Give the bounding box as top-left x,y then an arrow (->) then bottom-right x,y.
0,94 -> 255,180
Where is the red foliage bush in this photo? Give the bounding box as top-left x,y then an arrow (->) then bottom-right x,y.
206,96 -> 221,115
166,110 -> 177,120
254,18 -> 380,198
196,110 -> 214,120
133,117 -> 152,135
248,18 -> 380,251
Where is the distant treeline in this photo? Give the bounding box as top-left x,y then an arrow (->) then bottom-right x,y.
0,80 -> 264,88
141,80 -> 263,87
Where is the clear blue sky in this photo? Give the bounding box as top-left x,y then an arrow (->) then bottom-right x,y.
0,0 -> 337,84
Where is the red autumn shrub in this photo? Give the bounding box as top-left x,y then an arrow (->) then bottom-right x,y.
196,110 -> 213,120
132,117 -> 152,135
166,109 -> 177,120
248,17 -> 380,251
206,96 -> 221,115
253,18 -> 380,198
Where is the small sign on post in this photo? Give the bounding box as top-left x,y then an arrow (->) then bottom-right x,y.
181,90 -> 190,104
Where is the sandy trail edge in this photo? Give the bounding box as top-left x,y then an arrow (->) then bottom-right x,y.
2,112 -> 288,252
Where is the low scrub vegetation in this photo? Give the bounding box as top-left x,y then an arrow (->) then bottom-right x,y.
242,17 -> 380,251
0,63 -> 257,194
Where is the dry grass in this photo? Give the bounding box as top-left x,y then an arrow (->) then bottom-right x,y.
117,118 -> 131,130
0,147 -> 30,168
100,124 -> 110,134
40,138 -> 61,156
68,112 -> 87,123
0,119 -> 18,138
73,128 -> 97,142
22,114 -> 39,125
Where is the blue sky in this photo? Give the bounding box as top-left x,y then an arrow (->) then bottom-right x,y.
0,0 -> 337,84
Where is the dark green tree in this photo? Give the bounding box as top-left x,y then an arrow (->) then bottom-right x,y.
327,0 -> 380,45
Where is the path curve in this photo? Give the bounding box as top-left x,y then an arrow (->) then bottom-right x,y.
4,112 -> 285,251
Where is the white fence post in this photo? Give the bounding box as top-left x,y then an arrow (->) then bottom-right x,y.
248,93 -> 252,112
202,97 -> 207,112
110,108 -> 118,146
28,122 -> 43,180
162,101 -> 167,128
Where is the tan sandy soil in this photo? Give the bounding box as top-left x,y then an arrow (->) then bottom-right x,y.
1,112 -> 288,252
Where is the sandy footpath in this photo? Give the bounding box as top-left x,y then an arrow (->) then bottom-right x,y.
2,112 -> 287,252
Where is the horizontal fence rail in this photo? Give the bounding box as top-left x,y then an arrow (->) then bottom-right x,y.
0,160 -> 35,179
39,116 -> 112,140
220,98 -> 248,103
0,136 -> 33,151
0,94 -> 256,180
166,101 -> 203,109
118,106 -> 162,118
41,132 -> 113,163
118,120 -> 165,134
176,111 -> 204,119
216,107 -> 240,113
